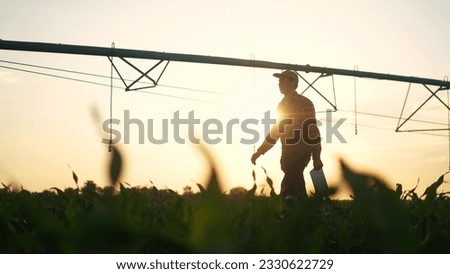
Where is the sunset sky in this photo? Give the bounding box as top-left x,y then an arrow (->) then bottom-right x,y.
0,0 -> 449,198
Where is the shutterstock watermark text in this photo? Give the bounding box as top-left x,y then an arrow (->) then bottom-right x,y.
101,110 -> 347,145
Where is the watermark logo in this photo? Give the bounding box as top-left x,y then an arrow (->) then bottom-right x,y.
101,110 -> 347,145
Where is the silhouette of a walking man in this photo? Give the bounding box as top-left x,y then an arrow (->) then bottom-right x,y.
251,70 -> 323,199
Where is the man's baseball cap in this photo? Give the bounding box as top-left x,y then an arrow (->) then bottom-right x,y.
273,70 -> 299,84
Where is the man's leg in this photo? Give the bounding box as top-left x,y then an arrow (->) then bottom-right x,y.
280,148 -> 311,200
280,164 -> 307,200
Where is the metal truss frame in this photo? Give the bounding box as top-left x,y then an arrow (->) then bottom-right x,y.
108,56 -> 170,91
396,83 -> 450,132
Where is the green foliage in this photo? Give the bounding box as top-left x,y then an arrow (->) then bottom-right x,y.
0,157 -> 449,253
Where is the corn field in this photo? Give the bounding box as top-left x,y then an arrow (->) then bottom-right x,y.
1,147 -> 449,253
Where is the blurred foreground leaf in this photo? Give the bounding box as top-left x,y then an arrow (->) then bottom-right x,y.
108,145 -> 123,187
341,160 -> 420,253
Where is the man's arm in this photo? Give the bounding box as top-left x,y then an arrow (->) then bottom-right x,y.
303,102 -> 323,170
311,140 -> 323,170
251,124 -> 279,164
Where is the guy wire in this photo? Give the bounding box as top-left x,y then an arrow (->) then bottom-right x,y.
251,53 -> 257,186
354,65 -> 358,135
108,42 -> 115,152
447,79 -> 450,170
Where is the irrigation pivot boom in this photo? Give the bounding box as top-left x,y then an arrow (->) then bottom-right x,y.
0,39 -> 449,132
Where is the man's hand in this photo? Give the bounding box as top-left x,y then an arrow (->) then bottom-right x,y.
313,158 -> 323,170
251,152 -> 261,165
